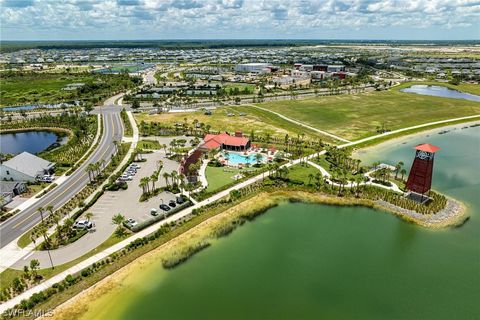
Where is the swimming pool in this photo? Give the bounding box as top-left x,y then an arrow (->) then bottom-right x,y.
222,152 -> 265,165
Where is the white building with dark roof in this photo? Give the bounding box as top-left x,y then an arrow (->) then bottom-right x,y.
0,152 -> 55,182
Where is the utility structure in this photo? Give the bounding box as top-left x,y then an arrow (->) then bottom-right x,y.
406,143 -> 440,203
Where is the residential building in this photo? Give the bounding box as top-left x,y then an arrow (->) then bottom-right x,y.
0,152 -> 55,182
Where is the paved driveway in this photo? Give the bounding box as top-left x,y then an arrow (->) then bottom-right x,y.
12,150 -> 181,269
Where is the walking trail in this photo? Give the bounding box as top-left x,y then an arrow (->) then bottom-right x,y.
1,114 -> 479,313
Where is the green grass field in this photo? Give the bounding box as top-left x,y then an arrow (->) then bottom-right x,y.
135,105 -> 334,142
287,163 -> 320,183
254,82 -> 480,141
138,139 -> 161,150
0,72 -> 137,107
205,166 -> 242,192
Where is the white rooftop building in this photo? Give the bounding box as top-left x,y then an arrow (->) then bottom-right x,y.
235,63 -> 271,73
0,152 -> 55,182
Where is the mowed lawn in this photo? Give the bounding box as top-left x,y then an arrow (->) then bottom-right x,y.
135,105 -> 333,142
205,166 -> 242,192
287,163 -> 320,183
255,84 -> 480,141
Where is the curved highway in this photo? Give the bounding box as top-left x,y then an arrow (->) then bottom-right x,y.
0,105 -> 124,248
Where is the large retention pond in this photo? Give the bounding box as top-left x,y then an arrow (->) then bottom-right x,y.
80,126 -> 480,320
401,85 -> 480,102
0,131 -> 66,155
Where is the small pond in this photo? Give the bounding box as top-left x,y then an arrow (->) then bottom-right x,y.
400,85 -> 480,102
2,103 -> 77,112
0,131 -> 67,155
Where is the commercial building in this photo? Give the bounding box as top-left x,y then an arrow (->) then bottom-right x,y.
235,63 -> 273,74
200,132 -> 251,151
0,152 -> 55,182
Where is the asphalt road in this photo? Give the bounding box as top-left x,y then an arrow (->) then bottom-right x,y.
0,105 -> 124,248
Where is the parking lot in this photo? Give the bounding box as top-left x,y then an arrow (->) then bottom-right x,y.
11,137 -> 190,268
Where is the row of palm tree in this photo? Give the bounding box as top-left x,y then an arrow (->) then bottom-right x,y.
30,205 -> 94,248
85,159 -> 106,182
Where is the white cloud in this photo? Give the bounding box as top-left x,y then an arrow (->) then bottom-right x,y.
1,0 -> 478,39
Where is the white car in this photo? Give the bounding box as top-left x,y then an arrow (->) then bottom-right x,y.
74,220 -> 93,229
130,164 -> 141,169
39,175 -> 54,183
120,174 -> 133,181
126,218 -> 138,227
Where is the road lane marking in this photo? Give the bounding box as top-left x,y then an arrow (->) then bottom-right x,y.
22,251 -> 35,260
11,113 -> 119,230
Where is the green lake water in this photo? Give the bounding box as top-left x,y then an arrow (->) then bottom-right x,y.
88,126 -> 480,320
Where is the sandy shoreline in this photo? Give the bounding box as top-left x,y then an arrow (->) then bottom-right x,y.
41,188 -> 468,319
36,120 -> 479,319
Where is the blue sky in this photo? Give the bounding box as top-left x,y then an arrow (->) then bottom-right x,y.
1,0 -> 479,40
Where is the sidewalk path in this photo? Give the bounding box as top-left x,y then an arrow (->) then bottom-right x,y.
244,104 -> 351,143
1,115 -> 479,312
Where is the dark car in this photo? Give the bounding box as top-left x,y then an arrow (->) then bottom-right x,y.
176,196 -> 185,204
168,200 -> 176,208
160,204 -> 171,211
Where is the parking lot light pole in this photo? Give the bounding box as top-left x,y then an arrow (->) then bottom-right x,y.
39,209 -> 55,270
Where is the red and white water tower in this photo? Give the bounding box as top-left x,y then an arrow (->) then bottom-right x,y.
405,143 -> 440,202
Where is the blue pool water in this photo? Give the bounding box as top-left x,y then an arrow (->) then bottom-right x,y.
223,152 -> 264,165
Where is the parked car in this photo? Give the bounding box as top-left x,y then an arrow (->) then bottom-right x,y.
150,208 -> 158,216
125,218 -> 138,227
73,220 -> 93,229
159,204 -> 171,211
120,175 -> 132,181
176,196 -> 185,204
39,175 -> 54,183
168,200 -> 176,208
130,164 -> 141,169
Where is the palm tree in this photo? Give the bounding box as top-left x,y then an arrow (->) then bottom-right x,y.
37,207 -> 45,222
37,222 -> 50,248
150,173 -> 157,190
139,178 -> 147,195
156,160 -> 163,171
400,168 -> 407,181
85,212 -> 93,222
394,161 -> 404,179
46,205 -> 55,219
163,172 -> 170,187
29,259 -> 40,279
99,159 -> 106,170
171,171 -> 179,186
112,213 -> 125,227
141,177 -> 150,194
86,163 -> 96,181
254,153 -> 263,166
